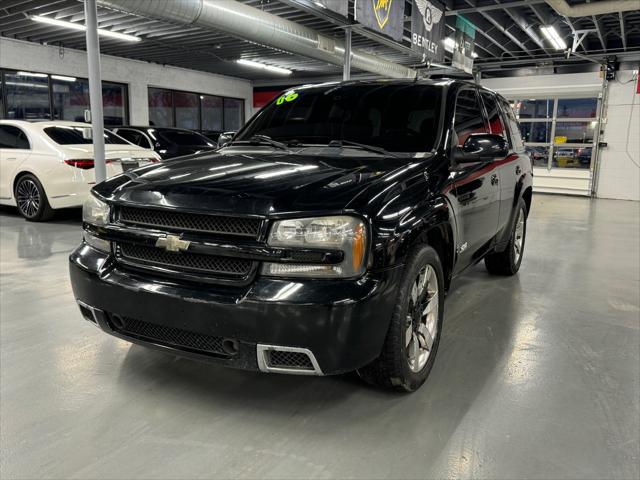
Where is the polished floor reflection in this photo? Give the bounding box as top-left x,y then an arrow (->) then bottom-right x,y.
1,196 -> 639,479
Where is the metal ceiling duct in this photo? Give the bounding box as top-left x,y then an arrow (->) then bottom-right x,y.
545,0 -> 640,17
96,0 -> 416,79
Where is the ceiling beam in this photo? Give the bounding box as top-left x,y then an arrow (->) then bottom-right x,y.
445,0 -> 547,16
463,2 -> 536,58
619,12 -> 627,51
592,16 -> 607,52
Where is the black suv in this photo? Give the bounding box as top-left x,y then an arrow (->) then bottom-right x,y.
70,80 -> 532,392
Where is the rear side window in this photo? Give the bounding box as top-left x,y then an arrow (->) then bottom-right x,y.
498,97 -> 525,152
0,125 -> 30,149
159,130 -> 212,147
453,90 -> 488,146
480,92 -> 507,139
44,126 -> 129,145
117,129 -> 151,148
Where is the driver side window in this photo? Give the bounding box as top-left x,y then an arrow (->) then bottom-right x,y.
453,90 -> 488,147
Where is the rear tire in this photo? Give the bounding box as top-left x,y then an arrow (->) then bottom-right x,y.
357,245 -> 444,393
485,199 -> 527,276
14,174 -> 54,222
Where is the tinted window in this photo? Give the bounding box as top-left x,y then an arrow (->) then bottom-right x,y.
159,130 -> 212,146
202,95 -> 223,131
4,72 -> 51,120
44,126 -> 129,145
515,99 -> 553,119
498,98 -> 525,151
238,84 -> 443,152
480,92 -> 506,139
52,78 -> 127,126
223,98 -> 244,131
114,129 -> 141,144
454,89 -> 487,146
557,98 -> 597,118
175,92 -> 199,129
148,88 -> 173,127
0,125 -> 30,149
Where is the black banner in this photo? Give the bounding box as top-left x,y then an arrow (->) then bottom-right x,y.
410,0 -> 445,62
355,0 -> 404,42
314,0 -> 348,17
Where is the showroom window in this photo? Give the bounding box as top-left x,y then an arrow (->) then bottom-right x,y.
0,69 -> 129,126
147,87 -> 244,132
510,96 -> 599,170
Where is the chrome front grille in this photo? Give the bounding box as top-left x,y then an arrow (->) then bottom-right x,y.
119,206 -> 262,238
116,242 -> 253,279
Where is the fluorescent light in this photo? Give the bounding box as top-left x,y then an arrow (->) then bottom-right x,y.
472,52 -> 478,58
540,26 -> 567,50
51,75 -> 76,82
444,37 -> 456,52
236,58 -> 292,75
31,15 -> 141,42
17,71 -> 47,77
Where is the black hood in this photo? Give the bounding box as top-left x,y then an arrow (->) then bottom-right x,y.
95,148 -> 429,216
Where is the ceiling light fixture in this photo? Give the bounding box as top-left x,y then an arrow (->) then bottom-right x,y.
540,26 -> 567,50
443,37 -> 456,52
17,71 -> 48,77
236,59 -> 292,75
51,74 -> 77,82
31,15 -> 141,42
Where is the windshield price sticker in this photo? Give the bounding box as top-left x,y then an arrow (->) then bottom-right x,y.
276,92 -> 299,105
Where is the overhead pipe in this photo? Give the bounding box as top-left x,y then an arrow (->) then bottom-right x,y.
96,0 -> 416,79
545,0 -> 640,17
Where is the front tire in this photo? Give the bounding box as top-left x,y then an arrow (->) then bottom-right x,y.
14,174 -> 54,222
484,199 -> 527,276
357,245 -> 444,392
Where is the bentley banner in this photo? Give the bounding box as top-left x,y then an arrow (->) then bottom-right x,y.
411,0 -> 445,62
313,0 -> 348,18
355,0 -> 404,42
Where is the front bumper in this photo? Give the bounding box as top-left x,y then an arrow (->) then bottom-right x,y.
69,244 -> 402,375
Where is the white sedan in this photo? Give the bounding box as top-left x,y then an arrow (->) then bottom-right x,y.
0,120 -> 160,221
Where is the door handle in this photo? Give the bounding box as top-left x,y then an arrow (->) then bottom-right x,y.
491,174 -> 499,186
6,157 -> 17,161
516,165 -> 522,175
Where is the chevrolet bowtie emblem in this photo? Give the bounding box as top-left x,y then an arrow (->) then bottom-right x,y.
155,234 -> 191,253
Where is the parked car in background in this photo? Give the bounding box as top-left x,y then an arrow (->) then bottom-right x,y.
71,80 -> 533,392
200,130 -> 223,145
111,126 -> 217,160
0,120 -> 160,221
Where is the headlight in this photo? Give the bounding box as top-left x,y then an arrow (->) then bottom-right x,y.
261,215 -> 367,278
82,194 -> 110,226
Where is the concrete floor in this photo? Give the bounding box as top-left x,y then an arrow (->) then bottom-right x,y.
1,195 -> 638,479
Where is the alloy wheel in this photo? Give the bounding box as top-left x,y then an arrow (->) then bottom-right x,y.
16,179 -> 41,218
513,207 -> 525,264
405,264 -> 439,372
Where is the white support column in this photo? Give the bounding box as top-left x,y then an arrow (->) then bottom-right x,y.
84,0 -> 106,183
343,27 -> 352,81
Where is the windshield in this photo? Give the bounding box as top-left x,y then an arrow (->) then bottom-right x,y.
158,130 -> 213,147
44,126 -> 130,145
237,84 -> 443,153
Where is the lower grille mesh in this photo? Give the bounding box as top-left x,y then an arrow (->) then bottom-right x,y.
115,316 -> 226,355
117,242 -> 253,277
268,350 -> 314,370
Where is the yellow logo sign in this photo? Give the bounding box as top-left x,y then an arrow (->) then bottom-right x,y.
373,0 -> 393,29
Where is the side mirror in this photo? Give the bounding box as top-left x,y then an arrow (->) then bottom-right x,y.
217,131 -> 235,148
454,133 -> 509,163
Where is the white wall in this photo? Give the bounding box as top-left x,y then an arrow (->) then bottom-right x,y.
483,70 -> 640,201
0,37 -> 253,126
596,70 -> 639,201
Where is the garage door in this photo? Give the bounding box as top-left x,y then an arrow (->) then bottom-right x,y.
508,96 -> 601,196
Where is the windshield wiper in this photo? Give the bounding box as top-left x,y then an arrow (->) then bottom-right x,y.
327,139 -> 399,158
228,134 -> 289,150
